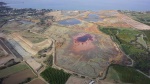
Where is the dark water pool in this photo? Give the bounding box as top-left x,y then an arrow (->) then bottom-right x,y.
84,14 -> 103,22
58,18 -> 81,25
76,34 -> 93,42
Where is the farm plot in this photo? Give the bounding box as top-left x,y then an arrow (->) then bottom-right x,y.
2,69 -> 36,84
0,63 -> 29,78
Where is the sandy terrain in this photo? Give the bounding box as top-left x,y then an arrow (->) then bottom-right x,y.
98,10 -> 150,30
66,76 -> 116,84
26,58 -> 42,71
0,45 -> 7,57
28,78 -> 45,84
0,56 -> 14,66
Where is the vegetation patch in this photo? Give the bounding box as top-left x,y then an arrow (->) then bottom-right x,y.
137,34 -> 147,48
99,27 -> 150,75
41,67 -> 70,84
44,55 -> 53,66
142,30 -> 150,49
106,64 -> 150,84
22,31 -> 47,43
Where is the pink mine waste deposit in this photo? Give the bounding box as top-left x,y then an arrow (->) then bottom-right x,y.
72,33 -> 96,52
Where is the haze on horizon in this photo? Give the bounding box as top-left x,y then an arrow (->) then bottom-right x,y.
2,0 -> 150,11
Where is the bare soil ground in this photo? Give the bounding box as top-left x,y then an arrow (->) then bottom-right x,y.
0,45 -> 7,57
98,10 -> 150,30
28,78 -> 45,84
0,56 -> 14,66
66,76 -> 116,84
45,23 -> 130,78
2,69 -> 36,84
26,58 -> 42,71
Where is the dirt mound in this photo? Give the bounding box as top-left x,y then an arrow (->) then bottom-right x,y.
9,33 -> 52,55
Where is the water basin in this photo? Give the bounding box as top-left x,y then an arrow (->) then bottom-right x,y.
84,14 -> 103,22
58,18 -> 81,25
76,34 -> 93,42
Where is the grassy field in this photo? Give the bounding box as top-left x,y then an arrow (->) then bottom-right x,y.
21,30 -> 47,43
99,27 -> 150,75
41,67 -> 70,84
44,55 -> 53,66
137,34 -> 147,48
0,63 -> 29,78
23,36 -> 47,43
106,64 -> 150,84
142,30 -> 150,48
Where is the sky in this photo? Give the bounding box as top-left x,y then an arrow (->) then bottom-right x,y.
1,0 -> 150,11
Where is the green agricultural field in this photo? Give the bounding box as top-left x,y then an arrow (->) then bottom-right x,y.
99,27 -> 150,75
106,64 -> 150,84
41,67 -> 70,84
0,63 -> 29,78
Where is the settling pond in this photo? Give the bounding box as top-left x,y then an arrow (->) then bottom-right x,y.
84,14 -> 103,22
76,34 -> 93,42
58,18 -> 81,25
